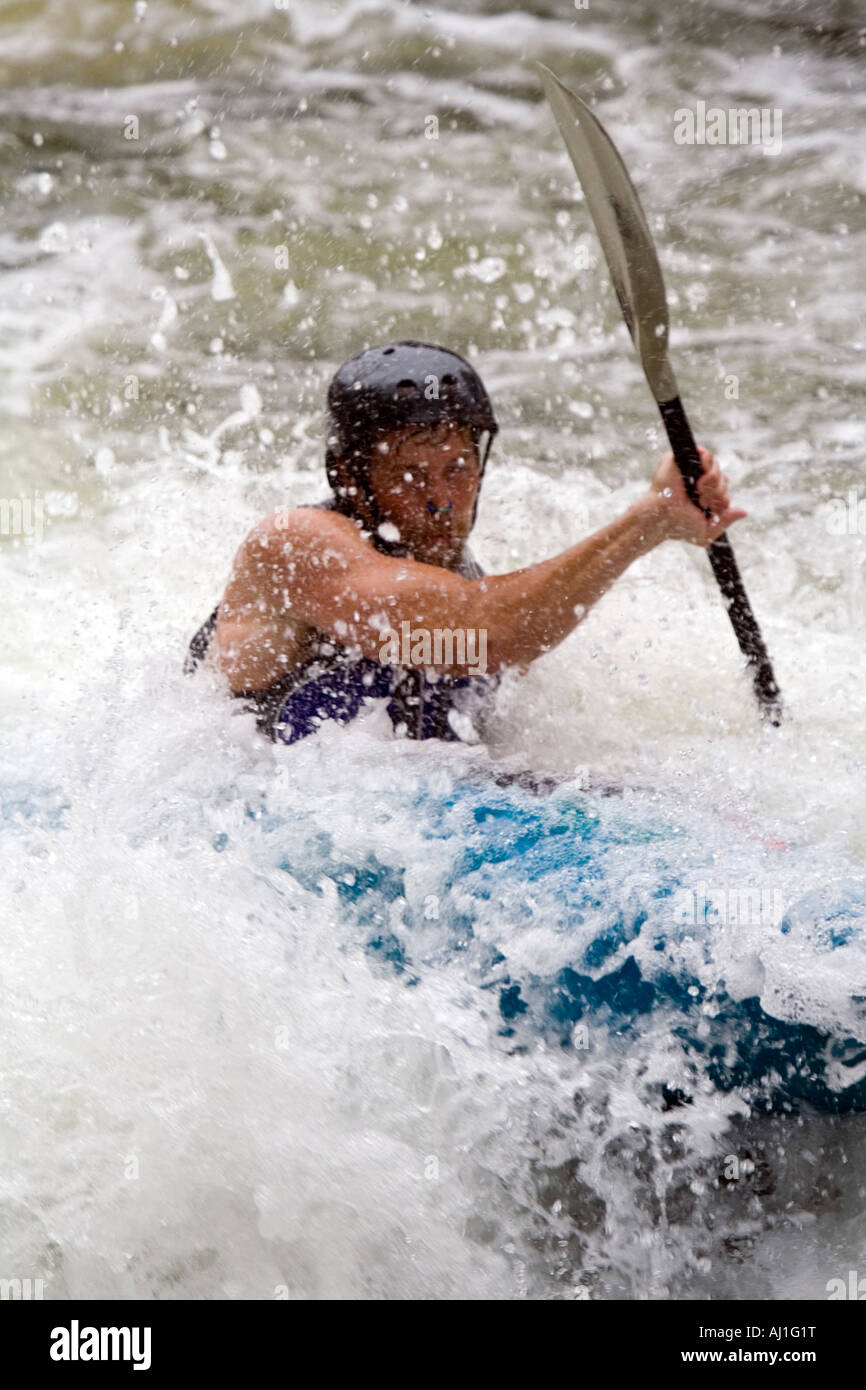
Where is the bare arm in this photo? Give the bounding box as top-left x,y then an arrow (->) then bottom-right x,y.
215,446 -> 744,684
266,499 -> 661,673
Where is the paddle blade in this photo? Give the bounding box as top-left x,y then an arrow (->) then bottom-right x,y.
537,62 -> 677,403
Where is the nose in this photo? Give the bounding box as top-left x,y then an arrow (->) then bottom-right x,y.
423,462 -> 453,517
428,455 -> 461,505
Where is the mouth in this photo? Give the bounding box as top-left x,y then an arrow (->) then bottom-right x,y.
422,532 -> 456,556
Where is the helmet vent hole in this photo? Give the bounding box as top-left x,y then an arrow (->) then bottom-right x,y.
382,347 -> 395,355
395,379 -> 417,398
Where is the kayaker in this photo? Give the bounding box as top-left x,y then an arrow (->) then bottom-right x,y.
186,340 -> 744,744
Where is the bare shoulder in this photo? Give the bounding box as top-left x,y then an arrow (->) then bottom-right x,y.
220,507 -> 378,625
245,505 -> 365,553
240,506 -> 377,578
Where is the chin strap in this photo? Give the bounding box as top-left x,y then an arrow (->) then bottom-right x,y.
469,427 -> 496,527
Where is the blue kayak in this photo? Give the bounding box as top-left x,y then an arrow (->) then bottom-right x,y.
258,772 -> 866,1116
6,765 -> 864,1116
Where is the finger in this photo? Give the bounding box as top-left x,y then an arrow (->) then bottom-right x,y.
706,500 -> 734,525
700,484 -> 730,512
701,483 -> 730,508
696,459 -> 721,486
701,472 -> 725,491
706,508 -> 747,543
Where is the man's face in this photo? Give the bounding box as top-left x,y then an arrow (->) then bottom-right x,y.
365,420 -> 480,567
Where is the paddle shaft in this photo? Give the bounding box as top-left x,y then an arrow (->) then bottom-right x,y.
657,396 -> 782,724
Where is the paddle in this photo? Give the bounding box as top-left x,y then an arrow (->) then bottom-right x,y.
536,63 -> 783,725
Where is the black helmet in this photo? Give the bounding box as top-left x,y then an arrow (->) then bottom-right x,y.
325,340 -> 498,525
